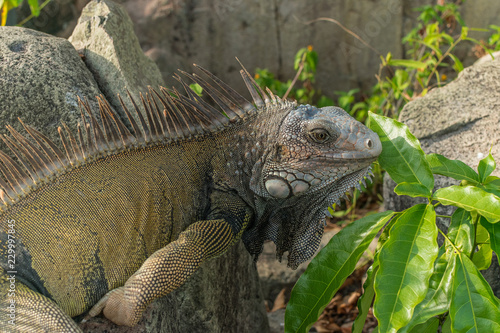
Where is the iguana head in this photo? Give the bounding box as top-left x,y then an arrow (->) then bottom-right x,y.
244,104 -> 381,269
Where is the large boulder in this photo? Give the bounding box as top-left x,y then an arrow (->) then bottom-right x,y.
0,27 -> 101,146
69,0 -> 165,125
384,57 -> 500,296
0,1 -> 269,332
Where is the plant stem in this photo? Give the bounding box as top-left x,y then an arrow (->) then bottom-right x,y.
16,0 -> 52,27
424,36 -> 461,87
283,52 -> 306,100
438,228 -> 461,253
306,17 -> 383,57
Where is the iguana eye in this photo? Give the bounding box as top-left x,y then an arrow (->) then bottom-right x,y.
309,129 -> 330,143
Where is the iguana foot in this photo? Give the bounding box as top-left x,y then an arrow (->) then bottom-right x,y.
88,287 -> 137,326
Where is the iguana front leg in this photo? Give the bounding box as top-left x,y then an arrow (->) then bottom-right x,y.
88,193 -> 252,327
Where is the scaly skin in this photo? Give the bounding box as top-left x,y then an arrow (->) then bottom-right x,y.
0,68 -> 381,331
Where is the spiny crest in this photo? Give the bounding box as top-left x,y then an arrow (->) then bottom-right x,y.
0,63 -> 292,211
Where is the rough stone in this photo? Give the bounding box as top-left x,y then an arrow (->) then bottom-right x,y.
0,26 -> 102,147
69,0 -> 165,126
268,308 -> 286,333
384,57 -> 500,296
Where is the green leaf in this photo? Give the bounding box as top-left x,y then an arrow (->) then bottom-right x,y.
27,0 -> 40,16
373,204 -> 438,333
478,153 -> 496,183
394,182 -> 432,198
484,175 -> 500,185
399,249 -> 456,333
471,222 -> 492,271
460,26 -> 469,40
294,48 -> 307,70
480,216 -> 500,256
189,83 -> 203,97
450,253 -> 500,332
433,185 -> 500,223
442,315 -> 452,333
426,153 -> 480,184
305,50 -> 318,73
376,212 -> 401,251
449,53 -> 464,72
407,317 -> 439,333
317,95 -> 334,108
388,59 -> 428,69
478,181 -> 500,198
352,263 -> 378,333
411,39 -> 442,57
368,112 -> 434,191
448,208 -> 474,256
285,211 -> 394,333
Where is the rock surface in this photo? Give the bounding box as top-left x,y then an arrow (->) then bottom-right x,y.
0,27 -> 102,146
384,57 -> 500,296
69,0 -> 165,124
1,1 -> 269,332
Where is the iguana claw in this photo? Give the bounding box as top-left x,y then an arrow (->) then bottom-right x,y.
88,287 -> 136,326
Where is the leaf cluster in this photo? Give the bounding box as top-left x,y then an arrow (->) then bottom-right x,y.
254,46 -> 334,108
285,113 -> 500,333
0,0 -> 41,26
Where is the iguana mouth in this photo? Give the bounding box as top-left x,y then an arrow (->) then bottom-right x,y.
243,165 -> 374,269
263,159 -> 375,199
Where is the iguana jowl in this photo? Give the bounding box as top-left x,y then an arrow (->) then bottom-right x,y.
0,63 -> 381,332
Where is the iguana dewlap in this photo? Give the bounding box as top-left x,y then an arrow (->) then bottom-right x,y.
0,63 -> 381,332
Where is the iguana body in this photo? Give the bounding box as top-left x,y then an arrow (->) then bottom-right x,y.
0,64 -> 381,332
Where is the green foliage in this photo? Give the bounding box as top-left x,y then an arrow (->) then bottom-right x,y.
188,83 -> 203,97
370,3 -> 472,118
254,46 -> 334,107
254,3 -> 498,122
0,0 -> 44,26
285,113 -> 500,333
285,210 -> 394,332
486,25 -> 500,51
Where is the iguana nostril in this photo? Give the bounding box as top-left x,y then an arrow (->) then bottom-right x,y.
365,139 -> 373,149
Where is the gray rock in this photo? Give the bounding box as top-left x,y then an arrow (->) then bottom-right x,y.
268,308 -> 286,333
384,57 -> 500,296
0,26 -> 101,147
69,0 -> 165,127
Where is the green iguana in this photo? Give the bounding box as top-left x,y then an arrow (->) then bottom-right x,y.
0,63 -> 381,332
